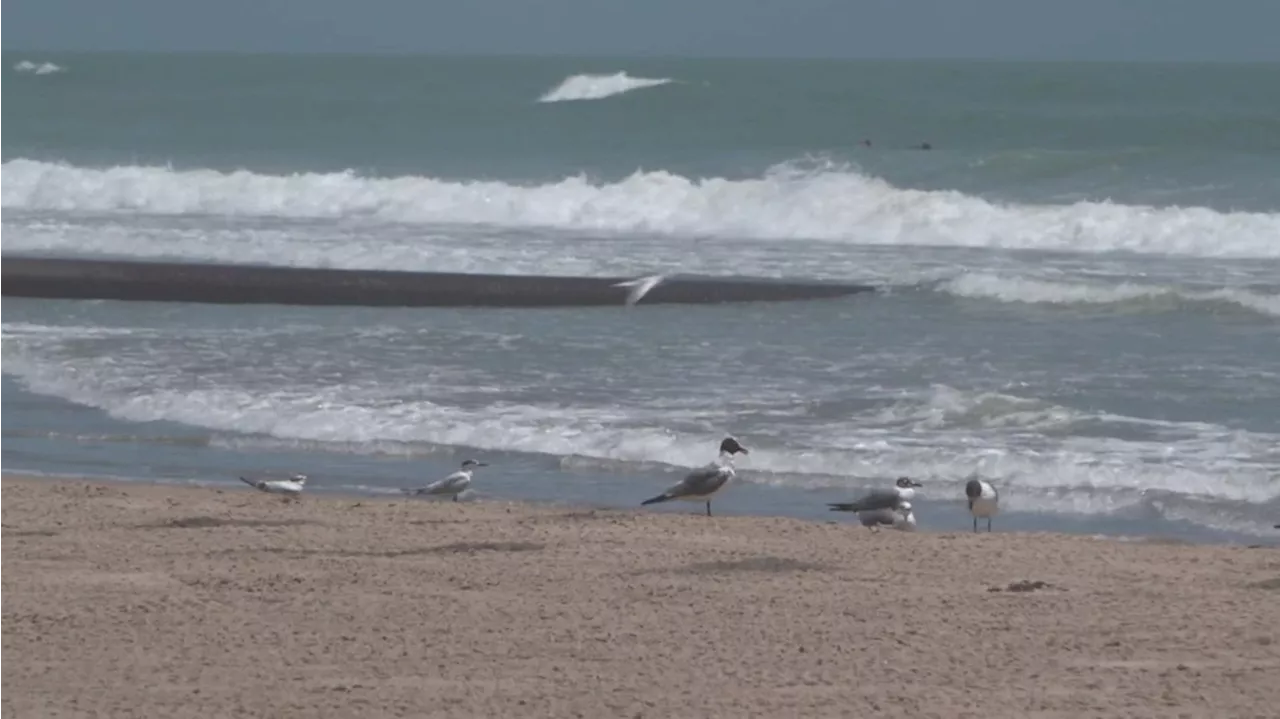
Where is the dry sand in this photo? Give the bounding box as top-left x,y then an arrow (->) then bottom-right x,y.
3,474 -> 1279,718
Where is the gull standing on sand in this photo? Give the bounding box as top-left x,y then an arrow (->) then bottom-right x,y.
965,478 -> 999,532
239,474 -> 307,500
403,459 -> 488,501
641,437 -> 748,517
827,477 -> 923,524
613,274 -> 667,306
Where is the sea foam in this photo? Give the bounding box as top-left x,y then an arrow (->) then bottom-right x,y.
12,60 -> 65,75
537,72 -> 672,102
938,272 -> 1280,318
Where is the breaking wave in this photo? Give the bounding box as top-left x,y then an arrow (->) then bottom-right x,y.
537,72 -> 672,102
938,272 -> 1280,318
5,159 -> 1278,259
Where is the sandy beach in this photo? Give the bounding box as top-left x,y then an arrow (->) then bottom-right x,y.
3,474 -> 1278,718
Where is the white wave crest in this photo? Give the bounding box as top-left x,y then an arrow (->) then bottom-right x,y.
537,72 -> 672,102
13,60 -> 66,75
4,159 -> 1279,259
940,272 -> 1280,317
868,385 -> 1083,432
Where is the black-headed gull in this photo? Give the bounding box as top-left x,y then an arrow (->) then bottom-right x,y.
965,478 -> 999,532
641,437 -> 748,517
828,476 -> 922,515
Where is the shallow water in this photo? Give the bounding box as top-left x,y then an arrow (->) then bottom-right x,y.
4,54 -> 1279,542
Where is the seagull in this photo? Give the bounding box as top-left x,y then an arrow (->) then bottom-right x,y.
828,476 -> 923,516
856,500 -> 918,531
641,437 -> 748,516
239,473 -> 307,500
613,274 -> 667,306
403,459 -> 488,501
965,478 -> 999,532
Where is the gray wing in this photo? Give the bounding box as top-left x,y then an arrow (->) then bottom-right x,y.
828,489 -> 902,513
431,475 -> 468,494
858,508 -> 902,527
666,464 -> 731,498
613,274 -> 666,306
409,471 -> 469,495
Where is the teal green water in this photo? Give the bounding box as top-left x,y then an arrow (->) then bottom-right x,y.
3,53 -> 1279,542
6,53 -> 1280,208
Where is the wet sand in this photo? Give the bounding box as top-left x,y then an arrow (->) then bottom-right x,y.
3,474 -> 1278,718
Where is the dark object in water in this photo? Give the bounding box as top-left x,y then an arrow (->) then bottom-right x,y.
2,256 -> 876,308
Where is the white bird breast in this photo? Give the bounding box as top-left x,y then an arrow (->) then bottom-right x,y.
970,496 -> 999,517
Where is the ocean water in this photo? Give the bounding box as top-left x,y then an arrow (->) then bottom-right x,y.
4,53 -> 1279,543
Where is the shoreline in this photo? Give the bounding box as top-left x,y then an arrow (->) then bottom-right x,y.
4,467 -> 1273,548
4,473 -> 1279,717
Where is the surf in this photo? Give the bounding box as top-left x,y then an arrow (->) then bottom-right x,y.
5,159 -> 1278,260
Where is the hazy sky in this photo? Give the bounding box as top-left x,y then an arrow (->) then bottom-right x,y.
5,0 -> 1278,61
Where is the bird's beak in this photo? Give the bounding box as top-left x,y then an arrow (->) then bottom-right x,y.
477,463 -> 490,467
738,447 -> 749,455
910,480 -> 923,487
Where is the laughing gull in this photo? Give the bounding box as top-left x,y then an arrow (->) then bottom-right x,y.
641,437 -> 748,516
613,274 -> 667,306
239,473 -> 307,500
403,459 -> 488,501
965,478 -> 999,532
828,476 -> 923,517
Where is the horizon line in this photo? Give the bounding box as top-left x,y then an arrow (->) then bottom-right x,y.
3,48 -> 1277,65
